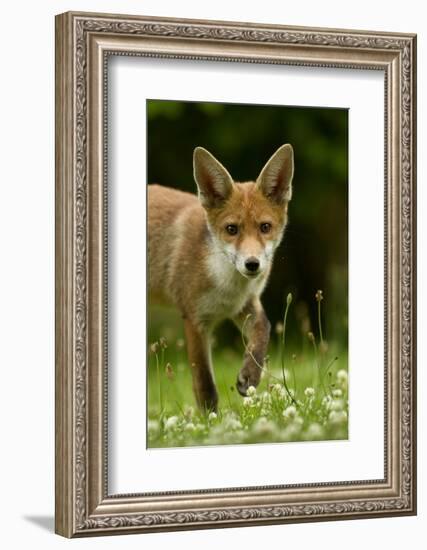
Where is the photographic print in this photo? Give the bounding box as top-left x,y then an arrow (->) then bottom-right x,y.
147,100 -> 348,448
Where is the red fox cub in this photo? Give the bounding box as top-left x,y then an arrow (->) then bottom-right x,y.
148,144 -> 294,411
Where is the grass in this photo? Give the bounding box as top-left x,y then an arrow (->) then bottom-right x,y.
147,291 -> 348,448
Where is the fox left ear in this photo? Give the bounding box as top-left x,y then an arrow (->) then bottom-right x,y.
256,144 -> 294,204
193,147 -> 234,209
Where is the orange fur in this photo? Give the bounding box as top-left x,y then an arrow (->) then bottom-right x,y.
148,145 -> 294,410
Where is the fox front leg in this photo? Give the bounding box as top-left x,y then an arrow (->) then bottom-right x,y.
184,318 -> 218,412
234,298 -> 271,396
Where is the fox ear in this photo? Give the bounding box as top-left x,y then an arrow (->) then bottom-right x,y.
257,144 -> 294,204
193,147 -> 234,208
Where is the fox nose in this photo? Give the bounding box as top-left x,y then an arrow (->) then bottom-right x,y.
245,257 -> 260,273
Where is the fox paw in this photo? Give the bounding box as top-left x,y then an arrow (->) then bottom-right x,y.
236,368 -> 260,396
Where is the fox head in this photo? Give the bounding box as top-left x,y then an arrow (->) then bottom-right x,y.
193,144 -> 294,280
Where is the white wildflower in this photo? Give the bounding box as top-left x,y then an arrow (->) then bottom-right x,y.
252,417 -> 277,437
164,416 -> 179,431
224,416 -> 243,431
336,369 -> 348,387
332,388 -> 343,398
184,422 -> 195,432
330,398 -> 345,411
281,421 -> 302,440
283,405 -> 297,420
304,387 -> 315,398
271,384 -> 286,400
243,396 -> 254,408
305,422 -> 324,440
322,395 -> 332,409
147,419 -> 159,437
328,410 -> 347,425
261,391 -> 272,405
208,411 -> 218,421
246,385 -> 257,397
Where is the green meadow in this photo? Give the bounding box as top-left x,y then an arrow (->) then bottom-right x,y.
147,293 -> 348,448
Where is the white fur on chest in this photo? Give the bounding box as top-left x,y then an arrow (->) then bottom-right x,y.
198,245 -> 266,324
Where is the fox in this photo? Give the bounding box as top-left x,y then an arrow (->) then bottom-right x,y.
148,144 -> 294,411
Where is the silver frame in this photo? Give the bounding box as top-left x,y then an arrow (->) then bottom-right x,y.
55,11 -> 417,537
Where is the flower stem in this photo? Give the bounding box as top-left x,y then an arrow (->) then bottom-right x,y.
155,352 -> 163,414
317,298 -> 324,347
281,294 -> 297,405
308,333 -> 326,397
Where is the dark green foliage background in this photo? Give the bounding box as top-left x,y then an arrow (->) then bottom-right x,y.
147,99 -> 348,348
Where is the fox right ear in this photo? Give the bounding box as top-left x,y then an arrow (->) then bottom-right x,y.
257,144 -> 294,204
193,147 -> 234,208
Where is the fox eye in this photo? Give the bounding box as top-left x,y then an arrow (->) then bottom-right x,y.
260,222 -> 272,234
226,224 -> 238,236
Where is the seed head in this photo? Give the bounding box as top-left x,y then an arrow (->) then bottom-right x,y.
150,342 -> 159,354
307,331 -> 315,343
315,290 -> 323,302
159,336 -> 168,349
286,292 -> 293,306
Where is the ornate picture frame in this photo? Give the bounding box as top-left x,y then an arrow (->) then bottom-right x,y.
55,11 -> 417,537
